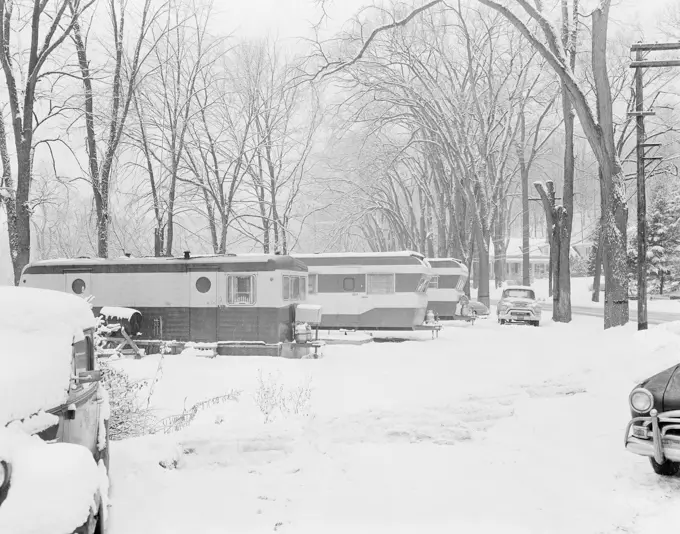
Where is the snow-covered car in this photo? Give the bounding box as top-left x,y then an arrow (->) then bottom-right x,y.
624,364 -> 680,476
468,300 -> 490,318
0,286 -> 110,534
497,286 -> 541,326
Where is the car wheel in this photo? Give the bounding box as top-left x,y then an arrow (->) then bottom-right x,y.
532,321 -> 539,327
499,319 -> 506,325
94,500 -> 107,534
73,500 -> 102,534
650,457 -> 680,476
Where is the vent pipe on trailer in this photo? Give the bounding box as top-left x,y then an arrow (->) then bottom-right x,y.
184,251 -> 191,259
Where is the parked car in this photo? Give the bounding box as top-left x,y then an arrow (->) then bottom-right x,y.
0,286 -> 110,534
496,285 -> 541,326
624,363 -> 680,476
468,300 -> 490,318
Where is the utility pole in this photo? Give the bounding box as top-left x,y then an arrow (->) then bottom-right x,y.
635,47 -> 648,331
628,42 -> 680,330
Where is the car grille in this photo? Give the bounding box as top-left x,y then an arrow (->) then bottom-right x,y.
512,302 -> 529,308
661,422 -> 680,437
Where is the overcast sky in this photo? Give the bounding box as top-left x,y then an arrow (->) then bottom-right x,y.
218,0 -> 673,42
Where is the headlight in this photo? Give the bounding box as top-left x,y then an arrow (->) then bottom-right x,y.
630,388 -> 654,414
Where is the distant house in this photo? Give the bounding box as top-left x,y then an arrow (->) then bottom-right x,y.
472,237 -> 592,282
490,238 -> 551,280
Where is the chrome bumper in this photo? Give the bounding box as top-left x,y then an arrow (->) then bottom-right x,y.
624,409 -> 680,463
498,309 -> 540,321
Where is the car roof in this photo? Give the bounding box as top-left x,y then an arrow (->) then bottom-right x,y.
0,286 -> 97,425
0,286 -> 97,332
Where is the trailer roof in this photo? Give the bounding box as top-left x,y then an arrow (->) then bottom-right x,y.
293,251 -> 426,267
22,254 -> 307,275
426,258 -> 468,270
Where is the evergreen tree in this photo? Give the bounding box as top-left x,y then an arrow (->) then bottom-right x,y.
586,220 -> 601,276
646,182 -> 680,294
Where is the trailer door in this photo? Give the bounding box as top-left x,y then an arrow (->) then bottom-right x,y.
189,269 -> 218,342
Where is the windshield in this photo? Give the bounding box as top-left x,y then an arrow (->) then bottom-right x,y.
503,288 -> 535,300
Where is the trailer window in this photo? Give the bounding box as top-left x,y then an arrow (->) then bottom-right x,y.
228,275 -> 255,305
71,278 -> 86,294
195,276 -> 212,293
367,274 -> 395,294
428,275 -> 439,289
308,274 -> 317,294
343,277 -> 355,292
283,275 -> 307,301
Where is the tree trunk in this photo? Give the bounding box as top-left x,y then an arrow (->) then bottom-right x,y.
602,168 -> 629,328
547,222 -> 553,298
535,182 -> 555,299
592,216 -> 604,301
476,228 -> 491,307
554,207 -> 572,321
521,163 -> 530,286
0,113 -> 18,284
554,79 -> 575,322
14,146 -> 31,282
165,168 -> 177,257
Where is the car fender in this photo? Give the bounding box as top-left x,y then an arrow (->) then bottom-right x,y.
0,436 -> 102,534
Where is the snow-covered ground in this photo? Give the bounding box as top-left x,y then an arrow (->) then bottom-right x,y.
106,317 -> 680,534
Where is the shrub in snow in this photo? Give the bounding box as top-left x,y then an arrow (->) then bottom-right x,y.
253,370 -> 312,423
98,362 -> 157,440
153,391 -> 241,434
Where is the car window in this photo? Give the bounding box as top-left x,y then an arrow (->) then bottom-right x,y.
503,289 -> 535,299
73,335 -> 93,374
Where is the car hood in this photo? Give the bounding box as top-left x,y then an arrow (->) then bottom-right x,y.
501,298 -> 536,305
636,363 -> 680,414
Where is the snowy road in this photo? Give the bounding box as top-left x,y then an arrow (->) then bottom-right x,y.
560,304 -> 680,324
489,299 -> 680,325
107,317 -> 680,533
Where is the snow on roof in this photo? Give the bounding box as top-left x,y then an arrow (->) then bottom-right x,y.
0,287 -> 97,425
100,306 -> 140,321
25,253 -> 285,266
294,250 -> 424,258
0,286 -> 96,333
504,285 -> 535,291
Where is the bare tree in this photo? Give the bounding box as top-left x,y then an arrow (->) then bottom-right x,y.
246,42 -> 322,254
181,42 -> 260,254
70,0 -> 165,258
128,0 -> 219,256
0,0 -> 95,284
311,0 -> 633,328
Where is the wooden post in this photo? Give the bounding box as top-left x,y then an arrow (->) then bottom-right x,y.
635,48 -> 648,331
